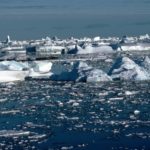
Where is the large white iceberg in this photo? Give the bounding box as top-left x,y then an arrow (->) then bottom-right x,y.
109,57 -> 150,80
49,61 -> 111,82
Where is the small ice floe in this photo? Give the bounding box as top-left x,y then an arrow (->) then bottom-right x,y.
28,68 -> 52,79
109,97 -> 123,101
57,113 -> 67,120
113,129 -> 120,134
67,117 -> 79,120
72,102 -> 79,107
67,99 -> 76,104
99,92 -> 109,96
57,101 -> 64,107
134,110 -> 140,115
125,91 -> 137,96
29,134 -> 47,140
78,143 -> 88,148
0,71 -> 29,82
0,130 -> 30,137
0,110 -> 20,115
61,146 -> 74,150
129,115 -> 136,120
105,58 -> 113,63
75,124 -> 83,128
0,98 -> 7,103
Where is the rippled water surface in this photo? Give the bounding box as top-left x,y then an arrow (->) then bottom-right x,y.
0,80 -> 150,150
0,0 -> 150,39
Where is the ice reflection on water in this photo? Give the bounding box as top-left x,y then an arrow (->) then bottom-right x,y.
0,81 -> 150,150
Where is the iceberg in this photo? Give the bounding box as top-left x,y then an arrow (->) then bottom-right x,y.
32,61 -> 52,73
0,34 -> 150,82
0,61 -> 28,71
93,36 -> 101,42
67,45 -> 83,54
49,62 -> 79,81
109,57 -> 150,80
28,68 -> 52,79
141,56 -> 150,73
66,44 -> 114,54
78,44 -> 114,54
86,69 -> 112,82
120,43 -> 150,51
28,61 -> 53,78
0,71 -> 29,82
48,61 -> 111,82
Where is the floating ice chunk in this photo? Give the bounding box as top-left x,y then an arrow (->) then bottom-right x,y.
29,134 -> 47,139
6,35 -> 11,44
78,61 -> 92,71
139,34 -> 150,40
0,130 -> 30,137
0,71 -> 29,82
105,58 -> 113,63
0,61 -> 27,71
67,45 -> 83,54
61,146 -> 74,150
109,57 -> 150,80
120,35 -> 137,44
78,44 -> 114,54
87,69 -> 112,82
0,64 -> 8,71
0,110 -> 20,114
0,98 -> 7,102
141,56 -> 150,73
50,62 -> 78,81
129,115 -> 136,120
134,110 -> 140,115
33,61 -> 52,73
125,91 -> 136,96
120,43 -> 150,51
93,36 -> 100,42
76,61 -> 112,82
72,102 -> 79,107
28,68 -> 52,78
58,101 -> 64,107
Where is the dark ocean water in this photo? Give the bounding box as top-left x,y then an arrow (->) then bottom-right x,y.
0,0 -> 150,40
0,80 -> 150,150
